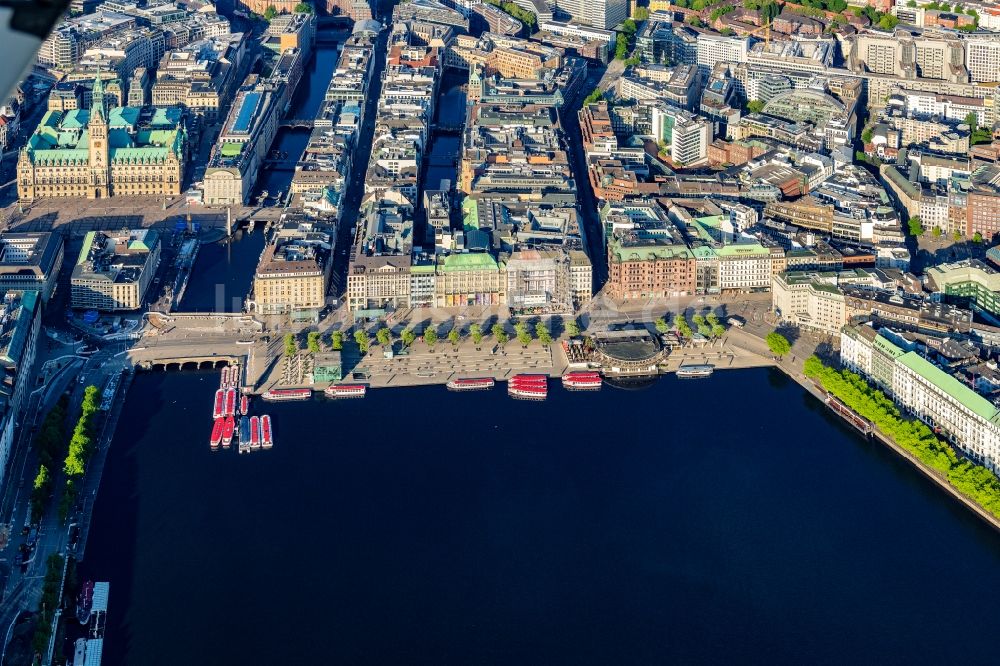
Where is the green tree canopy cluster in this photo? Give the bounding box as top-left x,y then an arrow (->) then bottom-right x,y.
30,465 -> 51,524
423,327 -> 438,347
566,319 -> 581,337
633,6 -> 650,20
31,396 -> 69,521
401,328 -> 416,347
710,4 -> 736,20
64,385 -> 101,480
264,4 -> 277,19
354,329 -> 370,353
583,88 -> 605,105
908,215 -> 924,237
31,554 -> 65,653
307,331 -> 321,354
470,323 -> 484,346
673,314 -> 693,338
746,99 -> 765,114
514,321 -> 532,347
448,328 -> 461,347
706,312 -> 726,338
766,331 -> 791,357
376,327 -> 392,348
536,321 -> 553,346
491,323 -> 509,346
294,2 -> 313,12
284,333 -> 297,357
743,0 -> 780,21
330,331 -> 344,350
804,356 -> 1000,519
485,0 -> 536,28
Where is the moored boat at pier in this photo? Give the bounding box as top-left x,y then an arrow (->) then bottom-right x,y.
238,416 -> 250,453
222,415 -> 235,447
676,364 -> 714,379
212,389 -> 224,419
561,371 -> 602,390
210,419 -> 224,448
261,415 -> 273,449
508,385 -> 548,400
262,388 -> 312,401
446,378 -> 495,391
325,384 -> 367,398
250,416 -> 260,449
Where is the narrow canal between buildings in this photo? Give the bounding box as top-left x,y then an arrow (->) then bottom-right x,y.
179,40 -> 344,312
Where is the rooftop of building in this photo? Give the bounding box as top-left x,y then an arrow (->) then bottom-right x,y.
0,232 -> 62,278
0,290 -> 39,368
898,350 -> 1000,425
73,230 -> 158,284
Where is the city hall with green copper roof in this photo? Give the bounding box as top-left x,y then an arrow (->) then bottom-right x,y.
17,76 -> 188,201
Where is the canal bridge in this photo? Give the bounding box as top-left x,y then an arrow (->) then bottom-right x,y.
280,119 -> 315,129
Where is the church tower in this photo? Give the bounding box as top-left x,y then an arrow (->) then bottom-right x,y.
88,74 -> 110,199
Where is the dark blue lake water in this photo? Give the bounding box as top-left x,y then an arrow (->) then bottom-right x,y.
81,368 -> 1000,665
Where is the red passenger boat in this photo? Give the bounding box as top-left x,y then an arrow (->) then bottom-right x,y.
212,389 -> 225,419
210,419 -> 224,448
222,415 -> 235,447
249,416 -> 260,449
261,415 -> 273,449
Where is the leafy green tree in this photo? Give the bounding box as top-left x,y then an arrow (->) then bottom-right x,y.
746,99 -> 765,114
284,333 -> 297,357
688,15 -> 705,27
711,324 -> 726,338
964,111 -> 979,133
908,216 -> 924,237
491,323 -> 507,345
692,314 -> 706,327
513,321 -> 529,337
953,230 -> 963,242
376,327 -> 392,347
673,314 -> 692,338
354,329 -> 370,353
766,331 -> 791,358
566,320 -> 581,337
634,6 -> 649,19
307,331 -> 321,354
448,329 -> 461,347
933,226 -> 943,238
33,465 -> 49,491
470,323 -> 484,347
517,330 -> 533,347
264,4 -> 277,19
401,328 -> 416,347
424,327 -> 438,348
583,88 -> 604,105
861,126 -> 874,144
621,18 -> 637,33
294,2 -> 312,12
615,38 -> 630,60
655,317 -> 669,333
330,331 -> 343,350
973,231 -> 984,244
536,322 -> 553,346
878,14 -> 899,29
